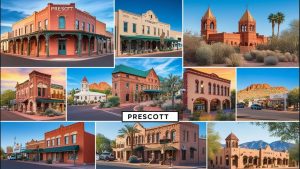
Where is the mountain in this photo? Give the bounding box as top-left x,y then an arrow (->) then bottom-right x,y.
239,140 -> 294,151
89,82 -> 111,91
237,83 -> 288,101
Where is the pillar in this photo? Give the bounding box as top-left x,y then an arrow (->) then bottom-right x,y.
77,34 -> 82,56
46,34 -> 49,57
207,99 -> 211,113
36,36 -> 39,57
106,39 -> 108,53
177,42 -> 179,50
27,37 -> 30,56
13,40 -> 16,54
96,37 -> 99,55
20,39 -> 23,55
88,35 -> 91,56
128,40 -> 131,53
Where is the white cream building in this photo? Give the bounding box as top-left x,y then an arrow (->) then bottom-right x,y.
115,10 -> 181,56
74,77 -> 106,103
1,32 -> 10,53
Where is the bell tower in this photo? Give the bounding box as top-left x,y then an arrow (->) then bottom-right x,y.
238,9 -> 256,46
81,76 -> 89,92
225,132 -> 239,148
201,7 -> 217,39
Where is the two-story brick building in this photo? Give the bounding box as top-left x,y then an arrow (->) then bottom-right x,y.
113,123 -> 206,166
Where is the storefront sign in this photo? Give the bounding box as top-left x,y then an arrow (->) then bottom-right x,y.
270,93 -> 287,99
51,6 -> 74,11
122,111 -> 178,122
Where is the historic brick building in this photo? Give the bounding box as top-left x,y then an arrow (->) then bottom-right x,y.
113,123 -> 206,166
0,3 -> 112,57
209,133 -> 290,169
201,8 -> 268,52
115,10 -> 181,56
112,64 -> 164,104
15,70 -> 65,114
183,69 -> 231,114
24,139 -> 45,161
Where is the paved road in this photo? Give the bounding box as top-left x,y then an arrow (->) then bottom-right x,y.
237,107 -> 299,121
1,54 -> 114,67
119,51 -> 182,58
1,160 -> 69,169
67,105 -> 135,121
1,110 -> 33,121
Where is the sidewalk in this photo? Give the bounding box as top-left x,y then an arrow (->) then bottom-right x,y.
117,50 -> 182,57
93,103 -> 137,111
8,110 -> 65,121
1,52 -> 113,61
18,160 -> 94,169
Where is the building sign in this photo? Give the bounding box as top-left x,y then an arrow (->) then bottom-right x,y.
51,6 -> 74,11
270,93 -> 288,99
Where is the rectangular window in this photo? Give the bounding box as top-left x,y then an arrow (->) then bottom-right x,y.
190,150 -> 194,159
167,30 -> 169,37
158,28 -> 160,35
147,26 -> 150,34
72,134 -> 77,144
52,139 -> 55,146
75,20 -> 79,30
136,84 -> 138,90
44,19 -> 48,30
123,22 -> 128,32
38,88 -> 42,96
132,23 -> 136,33
25,26 -> 27,34
194,133 -> 196,142
114,83 -> 117,89
65,136 -> 69,144
57,138 -> 60,146
30,24 -> 33,33
19,28 -> 20,36
42,88 -> 46,97
88,23 -> 90,32
187,131 -> 189,142
92,25 -> 94,32
47,140 -> 50,147
38,21 -> 41,30
82,22 -> 85,31
182,150 -> 186,160
154,27 -> 156,35
126,83 -> 129,88
142,25 -> 145,34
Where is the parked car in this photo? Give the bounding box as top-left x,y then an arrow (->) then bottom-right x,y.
237,103 -> 245,108
96,154 -> 100,161
8,155 -> 16,160
99,152 -> 115,161
251,104 -> 262,110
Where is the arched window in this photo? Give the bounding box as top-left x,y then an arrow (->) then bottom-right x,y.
195,80 -> 199,93
165,131 -> 169,139
152,133 -> 155,143
208,83 -> 211,94
200,81 -> 204,94
59,16 -> 66,29
217,85 -> 220,95
204,23 -> 207,30
171,130 -> 176,142
221,86 -> 224,96
213,84 -> 216,95
156,133 -> 160,143
210,22 -> 214,29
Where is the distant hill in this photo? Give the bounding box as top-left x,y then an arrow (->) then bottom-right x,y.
89,82 -> 111,91
239,140 -> 294,151
237,83 -> 288,101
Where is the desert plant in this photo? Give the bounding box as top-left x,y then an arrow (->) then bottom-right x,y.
44,108 -> 57,117
108,96 -> 120,107
255,51 -> 266,62
46,159 -> 52,164
264,56 -> 279,65
99,102 -> 105,108
128,155 -> 139,163
250,50 -> 259,59
278,54 -> 288,62
195,45 -> 214,66
244,53 -> 253,61
225,53 -> 243,66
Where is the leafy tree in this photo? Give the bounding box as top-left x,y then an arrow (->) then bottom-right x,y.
1,147 -> 6,159
268,13 -> 277,37
230,89 -> 236,109
287,87 -> 299,110
275,12 -> 285,37
118,124 -> 140,156
208,123 -> 221,161
0,90 -> 16,107
96,133 -> 113,153
160,74 -> 183,108
254,122 -> 299,143
110,140 -> 116,149
289,144 -> 299,165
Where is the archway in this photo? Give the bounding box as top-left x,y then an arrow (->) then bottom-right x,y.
243,156 -> 248,166
222,99 -> 230,110
193,97 -> 207,112
232,155 -> 238,167
210,99 -> 221,111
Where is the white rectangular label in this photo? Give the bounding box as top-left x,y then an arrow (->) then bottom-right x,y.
122,112 -> 178,122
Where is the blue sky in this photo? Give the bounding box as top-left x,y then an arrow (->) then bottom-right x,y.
1,0 -> 114,34
67,58 -> 182,92
1,122 -> 94,153
237,68 -> 299,91
96,122 -> 206,140
184,0 -> 299,36
212,122 -> 296,144
116,0 -> 182,32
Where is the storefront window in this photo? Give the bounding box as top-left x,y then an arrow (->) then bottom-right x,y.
190,149 -> 194,159
65,136 -> 69,144
171,130 -> 176,142
182,150 -> 186,160
59,16 -> 66,29
123,22 -> 128,32
75,20 -> 79,30
82,22 -> 85,31
68,152 -> 78,160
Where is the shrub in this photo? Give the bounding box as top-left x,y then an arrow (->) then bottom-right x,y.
195,46 -> 213,66
250,50 -> 259,59
244,53 -> 253,61
225,54 -> 243,67
264,56 -> 279,65
278,54 -> 288,62
90,100 -> 94,104
215,111 -> 235,121
137,105 -> 144,111
99,102 -> 105,108
103,102 -> 112,108
128,155 -> 139,163
190,111 -> 202,121
284,52 -> 293,62
44,108 -> 57,117
150,103 -> 157,107
211,43 -> 236,64
161,102 -> 174,111
46,159 -> 52,164
108,96 -> 120,107
255,51 -> 266,62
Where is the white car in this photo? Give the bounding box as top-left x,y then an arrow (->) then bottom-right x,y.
8,156 -> 16,160
96,154 -> 100,161
99,152 -> 115,161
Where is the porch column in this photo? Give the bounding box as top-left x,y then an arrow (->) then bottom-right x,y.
207,99 -> 211,113
78,34 -> 82,56
101,38 -> 104,53
13,40 -> 16,54
36,35 -> 39,57
128,40 -> 131,53
88,35 -> 91,56
21,38 -> 24,55
109,38 -> 112,53
96,37 -> 99,55
46,34 -> 49,57
177,42 -> 179,50
106,39 -> 108,53
27,37 -> 30,56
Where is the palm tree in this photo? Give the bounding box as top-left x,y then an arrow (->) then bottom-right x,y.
161,74 -> 182,109
275,12 -> 285,37
268,13 -> 277,37
118,124 -> 140,156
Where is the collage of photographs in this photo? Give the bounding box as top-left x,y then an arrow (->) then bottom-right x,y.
0,0 -> 299,169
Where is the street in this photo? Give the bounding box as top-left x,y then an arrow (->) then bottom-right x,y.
67,105 -> 135,121
237,107 -> 299,121
1,160 -> 68,169
119,51 -> 182,57
1,110 -> 66,121
1,54 -> 114,67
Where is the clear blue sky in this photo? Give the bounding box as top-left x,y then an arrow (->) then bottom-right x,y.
212,122 -> 295,144
96,122 -> 206,140
1,122 -> 95,153
115,0 -> 182,32
184,0 -> 299,36
237,68 -> 299,91
67,68 -> 114,92
1,0 -> 114,34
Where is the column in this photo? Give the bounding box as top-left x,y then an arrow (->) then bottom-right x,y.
128,40 -> 131,53
88,35 -> 91,56
46,34 -> 49,57
150,40 -> 153,51
21,39 -> 24,55
106,39 -> 108,53
77,34 -> 82,56
220,101 -> 223,110
13,40 -> 16,54
207,100 -> 211,113
96,37 -> 99,55
27,37 -> 30,56
177,42 -> 179,50
36,36 -> 39,57
109,39 -> 112,53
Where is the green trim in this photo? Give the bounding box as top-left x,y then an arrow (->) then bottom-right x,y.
120,35 -> 178,42
51,84 -> 64,89
22,148 -> 44,153
143,89 -> 162,93
36,98 -> 65,103
44,145 -> 79,153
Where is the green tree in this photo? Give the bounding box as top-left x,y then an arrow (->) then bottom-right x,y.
287,87 -> 299,111
96,134 -> 113,153
289,144 -> 299,166
208,123 -> 221,161
1,147 -> 6,159
230,89 -> 236,109
118,124 -> 140,156
0,90 -> 16,107
275,12 -> 285,37
160,74 -> 183,108
268,13 -> 277,37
